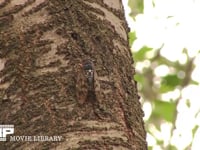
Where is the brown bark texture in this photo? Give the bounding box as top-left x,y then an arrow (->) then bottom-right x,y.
0,0 -> 147,149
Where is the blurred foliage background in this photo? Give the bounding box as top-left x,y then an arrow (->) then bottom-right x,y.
123,0 -> 200,150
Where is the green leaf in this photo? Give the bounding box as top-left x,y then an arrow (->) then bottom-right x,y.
190,80 -> 199,85
151,100 -> 176,122
134,74 -> 144,83
148,146 -> 153,150
134,46 -> 152,61
160,74 -> 181,93
162,74 -> 181,86
167,145 -> 177,150
128,0 -> 144,16
128,32 -> 136,46
186,99 -> 191,108
192,125 -> 198,137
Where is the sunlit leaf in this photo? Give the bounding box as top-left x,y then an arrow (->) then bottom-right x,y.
148,146 -> 153,150
151,100 -> 176,122
190,80 -> 199,85
128,0 -> 144,16
195,110 -> 200,118
160,74 -> 181,93
167,145 -> 177,150
162,74 -> 181,86
192,125 -> 198,137
134,74 -> 144,83
186,99 -> 191,108
134,46 -> 152,61
128,32 -> 136,46
157,139 -> 164,145
159,84 -> 175,93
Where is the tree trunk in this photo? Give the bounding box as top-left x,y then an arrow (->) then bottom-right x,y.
0,0 -> 147,149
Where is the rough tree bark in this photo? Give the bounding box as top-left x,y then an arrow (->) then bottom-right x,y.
0,0 -> 147,149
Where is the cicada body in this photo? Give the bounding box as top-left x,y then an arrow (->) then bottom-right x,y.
75,59 -> 96,104
82,60 -> 95,91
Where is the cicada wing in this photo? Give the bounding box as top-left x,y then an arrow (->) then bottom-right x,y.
75,68 -> 88,104
93,70 -> 102,103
